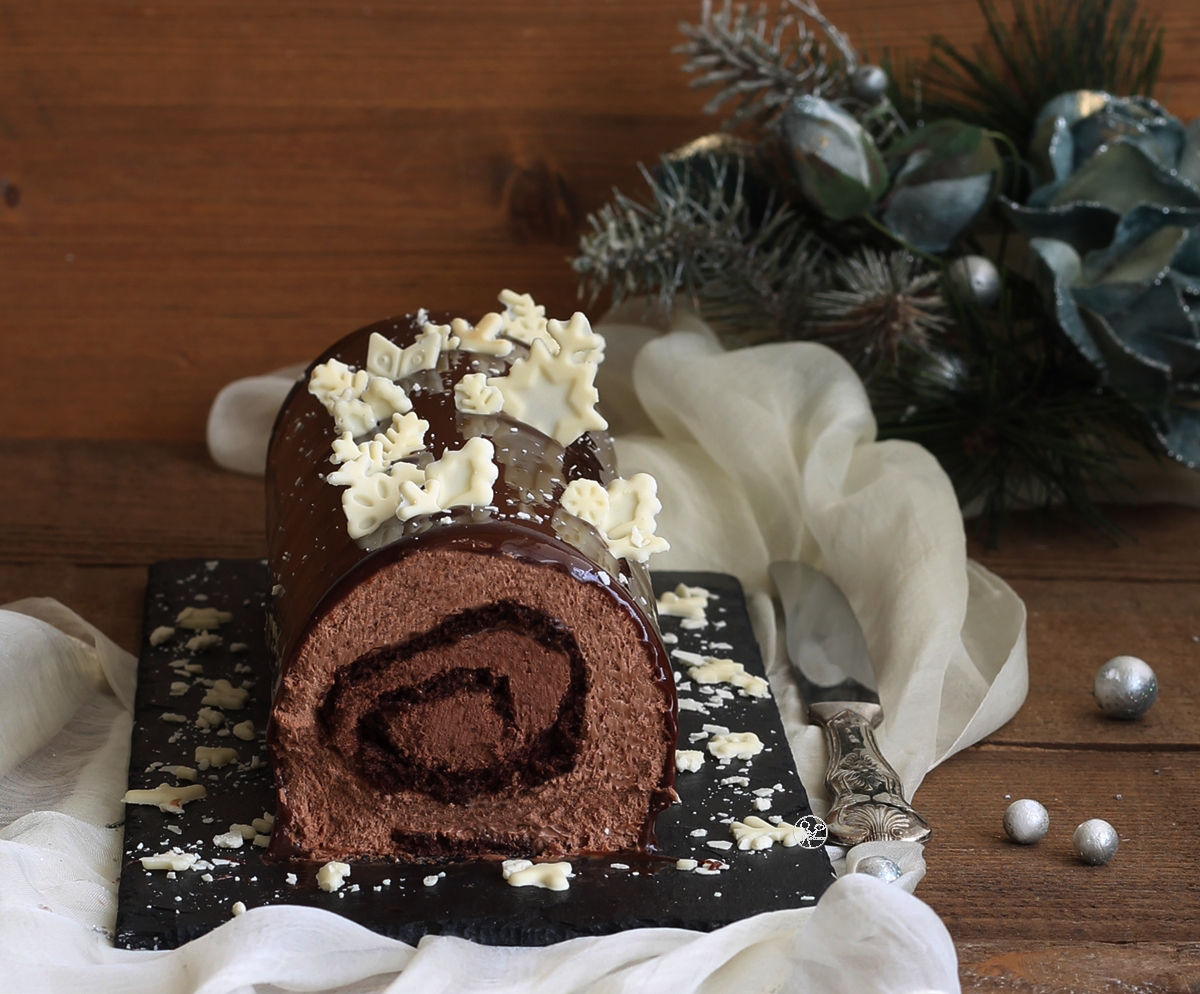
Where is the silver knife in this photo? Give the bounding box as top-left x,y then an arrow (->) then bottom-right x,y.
770,561 -> 931,847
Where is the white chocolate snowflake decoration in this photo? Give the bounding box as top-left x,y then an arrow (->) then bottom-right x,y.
398,325 -> 447,378
486,313 -> 607,447
498,289 -> 555,350
379,412 -> 428,462
308,359 -> 367,411
327,453 -> 425,539
547,312 -> 605,364
361,376 -> 412,420
561,474 -> 669,563
560,478 -> 608,528
423,437 -> 498,510
454,373 -> 505,415
453,313 -> 513,357
309,357 -> 412,437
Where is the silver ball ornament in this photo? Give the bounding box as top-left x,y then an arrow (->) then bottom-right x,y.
854,855 -> 902,883
1074,818 -> 1119,865
1094,655 -> 1158,719
1003,799 -> 1049,844
850,65 -> 889,103
950,255 -> 1001,308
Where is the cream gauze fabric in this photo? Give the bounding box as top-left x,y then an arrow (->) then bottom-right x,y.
0,312 -> 1033,993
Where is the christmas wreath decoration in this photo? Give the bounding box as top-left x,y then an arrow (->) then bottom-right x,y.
572,0 -> 1192,542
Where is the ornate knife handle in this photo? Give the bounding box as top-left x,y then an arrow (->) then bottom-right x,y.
808,701 -> 931,846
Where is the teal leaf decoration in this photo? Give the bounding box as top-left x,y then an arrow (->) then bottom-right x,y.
781,95 -> 888,221
878,120 -> 1002,252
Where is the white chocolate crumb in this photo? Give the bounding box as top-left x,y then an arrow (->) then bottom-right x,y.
253,834 -> 270,848
213,832 -> 244,849
252,813 -> 275,834
676,651 -> 770,699
195,746 -> 238,769
149,626 -> 176,646
123,783 -> 207,814
139,851 -> 198,872
186,633 -> 223,653
501,859 -> 574,891
707,840 -> 734,851
707,732 -> 764,761
196,707 -> 225,729
168,682 -> 190,697
166,824 -> 182,835
176,606 -> 233,630
317,861 -> 351,892
677,699 -> 709,714
656,584 -> 710,628
675,858 -> 699,871
231,901 -> 246,917
201,873 -> 214,883
690,829 -> 708,837
753,797 -> 772,811
423,875 -> 439,887
229,642 -> 248,653
286,872 -> 298,886
231,823 -> 257,841
675,749 -> 705,773
609,863 -> 630,870
160,713 -> 187,723
201,680 -> 249,710
231,720 -> 256,741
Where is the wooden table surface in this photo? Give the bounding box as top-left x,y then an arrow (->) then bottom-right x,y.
3,2 -> 1199,990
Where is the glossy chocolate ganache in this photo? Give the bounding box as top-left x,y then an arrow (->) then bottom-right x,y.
265,294 -> 677,863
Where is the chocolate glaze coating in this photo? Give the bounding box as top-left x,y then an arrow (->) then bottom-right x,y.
265,312 -> 677,860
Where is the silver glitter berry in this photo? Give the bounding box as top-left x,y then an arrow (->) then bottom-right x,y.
1003,799 -> 1049,844
854,855 -> 902,883
850,65 -> 889,103
1074,818 -> 1119,865
950,255 -> 1001,308
1094,655 -> 1158,719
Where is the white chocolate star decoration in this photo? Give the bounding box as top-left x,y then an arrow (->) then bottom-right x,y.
561,473 -> 669,563
486,313 -> 608,447
454,372 -> 505,415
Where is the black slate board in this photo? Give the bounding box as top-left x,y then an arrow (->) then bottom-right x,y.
115,559 -> 834,949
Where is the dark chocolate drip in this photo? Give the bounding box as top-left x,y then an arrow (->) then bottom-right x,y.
265,311 -> 677,852
319,602 -> 588,806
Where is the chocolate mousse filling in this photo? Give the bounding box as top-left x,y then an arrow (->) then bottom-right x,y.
319,602 -> 587,805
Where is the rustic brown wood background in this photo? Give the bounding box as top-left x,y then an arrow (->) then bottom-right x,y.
2,2 -> 1200,990
1,0 -> 1198,440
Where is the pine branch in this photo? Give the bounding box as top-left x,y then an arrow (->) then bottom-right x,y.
572,153 -> 827,336
874,272 -> 1155,546
676,0 -> 860,128
913,0 -> 1164,144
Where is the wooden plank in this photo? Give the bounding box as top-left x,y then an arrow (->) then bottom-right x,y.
0,440 -> 266,565
986,577 -> 1200,748
957,941 -> 1200,993
0,562 -> 146,653
1,1 -> 1197,441
970,503 -> 1200,583
915,747 -> 1200,944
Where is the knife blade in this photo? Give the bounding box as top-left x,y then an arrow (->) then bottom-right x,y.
770,561 -> 931,847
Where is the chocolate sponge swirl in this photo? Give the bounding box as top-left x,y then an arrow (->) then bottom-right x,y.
265,311 -> 676,863
319,602 -> 588,805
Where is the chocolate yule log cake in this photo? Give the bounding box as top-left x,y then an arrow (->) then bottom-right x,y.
265,290 -> 677,864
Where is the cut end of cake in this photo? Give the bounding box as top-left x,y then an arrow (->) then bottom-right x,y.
267,543 -> 675,862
